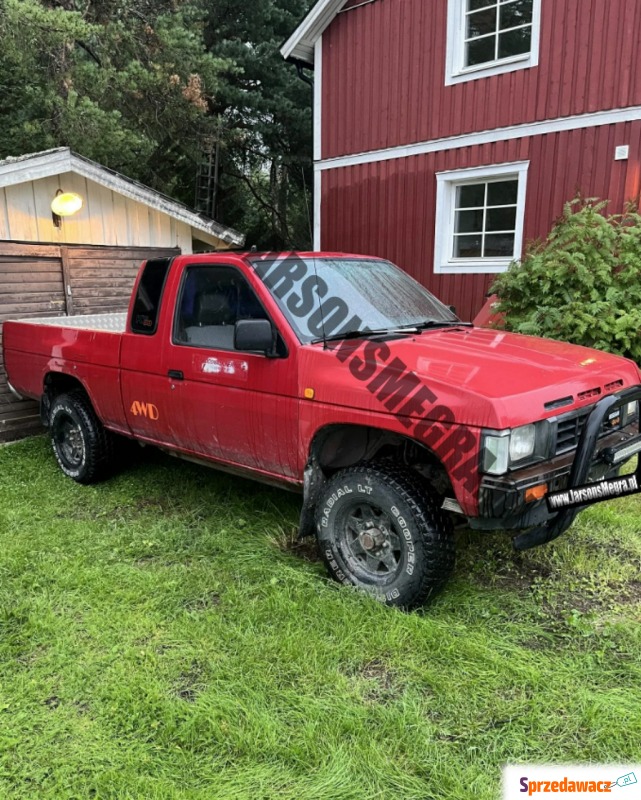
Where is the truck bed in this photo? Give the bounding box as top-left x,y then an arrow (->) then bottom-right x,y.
15,312 -> 127,333
3,313 -> 127,423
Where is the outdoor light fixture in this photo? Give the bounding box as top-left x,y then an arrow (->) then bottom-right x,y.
51,190 -> 83,227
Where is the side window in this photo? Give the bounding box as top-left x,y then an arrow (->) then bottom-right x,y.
130,258 -> 171,335
174,265 -> 269,351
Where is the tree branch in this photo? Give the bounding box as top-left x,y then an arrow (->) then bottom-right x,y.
74,39 -> 101,66
226,168 -> 292,247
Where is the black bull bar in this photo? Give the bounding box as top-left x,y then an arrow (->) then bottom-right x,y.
513,385 -> 641,551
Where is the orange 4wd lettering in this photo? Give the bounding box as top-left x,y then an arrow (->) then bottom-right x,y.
130,401 -> 159,420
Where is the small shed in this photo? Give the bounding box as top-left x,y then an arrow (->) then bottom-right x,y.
0,147 -> 244,441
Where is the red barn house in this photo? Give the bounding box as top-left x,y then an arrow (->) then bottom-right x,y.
282,0 -> 641,320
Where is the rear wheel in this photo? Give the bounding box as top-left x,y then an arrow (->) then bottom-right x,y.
49,391 -> 114,484
316,464 -> 455,609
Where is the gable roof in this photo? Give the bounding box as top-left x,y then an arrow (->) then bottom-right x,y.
281,0 -> 347,66
0,148 -> 244,247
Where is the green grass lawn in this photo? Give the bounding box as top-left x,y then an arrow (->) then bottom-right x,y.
0,437 -> 639,800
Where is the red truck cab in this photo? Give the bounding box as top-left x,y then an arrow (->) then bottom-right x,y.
4,252 -> 641,608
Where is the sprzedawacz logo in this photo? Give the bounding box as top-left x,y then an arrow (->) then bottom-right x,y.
503,766 -> 640,798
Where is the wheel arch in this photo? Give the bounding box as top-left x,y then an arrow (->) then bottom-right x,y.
298,422 -> 454,537
41,371 -> 93,426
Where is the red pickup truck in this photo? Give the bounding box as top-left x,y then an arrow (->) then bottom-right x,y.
4,252 -> 641,608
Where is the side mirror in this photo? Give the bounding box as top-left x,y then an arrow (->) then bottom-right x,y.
234,319 -> 275,355
448,305 -> 457,316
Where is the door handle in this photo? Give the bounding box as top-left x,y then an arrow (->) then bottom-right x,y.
168,370 -> 184,380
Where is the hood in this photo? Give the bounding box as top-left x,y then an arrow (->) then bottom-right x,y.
299,327 -> 641,430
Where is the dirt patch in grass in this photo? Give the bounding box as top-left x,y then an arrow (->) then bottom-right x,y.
359,659 -> 393,686
285,537 -> 322,563
463,544 -> 555,594
353,659 -> 401,704
620,579 -> 641,603
183,592 -> 222,611
173,661 -> 207,703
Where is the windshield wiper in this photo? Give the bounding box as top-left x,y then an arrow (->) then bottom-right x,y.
311,320 -> 473,345
312,327 -> 419,345
402,319 -> 474,330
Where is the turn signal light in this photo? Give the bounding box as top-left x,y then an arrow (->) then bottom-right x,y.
525,483 -> 548,503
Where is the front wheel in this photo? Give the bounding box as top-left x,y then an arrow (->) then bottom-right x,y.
316,465 -> 455,609
49,391 -> 114,484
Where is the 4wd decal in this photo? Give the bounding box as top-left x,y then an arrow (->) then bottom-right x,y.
130,401 -> 159,420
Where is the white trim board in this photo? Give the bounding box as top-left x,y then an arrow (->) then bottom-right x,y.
313,36 -> 323,249
314,170 -> 322,250
316,105 -> 641,171
314,37 -> 323,162
281,0 -> 345,65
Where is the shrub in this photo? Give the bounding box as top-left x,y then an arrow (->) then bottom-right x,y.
491,198 -> 641,363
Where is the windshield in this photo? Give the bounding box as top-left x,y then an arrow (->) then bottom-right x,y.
251,257 -> 459,343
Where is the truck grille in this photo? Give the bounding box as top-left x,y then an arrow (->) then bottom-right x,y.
555,406 -> 623,455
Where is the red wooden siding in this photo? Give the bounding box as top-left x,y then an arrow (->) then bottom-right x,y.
320,121 -> 641,321
321,0 -> 641,159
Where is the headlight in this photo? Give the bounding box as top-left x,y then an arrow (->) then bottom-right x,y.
482,422 -> 551,476
509,424 -> 536,462
624,400 -> 638,421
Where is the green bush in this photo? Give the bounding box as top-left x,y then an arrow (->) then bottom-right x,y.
491,198 -> 641,363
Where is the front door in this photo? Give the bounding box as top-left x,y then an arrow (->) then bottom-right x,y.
164,262 -> 299,479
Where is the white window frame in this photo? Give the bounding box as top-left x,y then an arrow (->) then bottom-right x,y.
445,0 -> 542,86
434,161 -> 529,275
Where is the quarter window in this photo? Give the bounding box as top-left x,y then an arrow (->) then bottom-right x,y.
130,258 -> 171,335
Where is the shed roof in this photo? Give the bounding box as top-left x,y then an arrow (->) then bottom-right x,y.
0,148 -> 244,247
281,0 -> 348,66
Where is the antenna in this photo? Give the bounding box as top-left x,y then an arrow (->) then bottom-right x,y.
310,257 -> 328,349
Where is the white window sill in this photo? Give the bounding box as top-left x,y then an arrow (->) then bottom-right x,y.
446,53 -> 537,86
435,260 -> 514,275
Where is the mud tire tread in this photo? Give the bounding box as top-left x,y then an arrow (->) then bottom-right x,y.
49,390 -> 114,484
316,463 -> 455,609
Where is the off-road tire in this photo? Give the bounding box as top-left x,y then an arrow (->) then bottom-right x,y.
49,390 -> 114,484
316,464 -> 455,609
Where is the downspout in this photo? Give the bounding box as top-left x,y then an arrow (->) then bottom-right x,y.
294,60 -> 314,90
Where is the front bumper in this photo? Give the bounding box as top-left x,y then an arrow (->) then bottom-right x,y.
470,385 -> 641,550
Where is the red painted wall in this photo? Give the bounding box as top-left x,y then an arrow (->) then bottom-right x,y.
321,121 -> 641,320
321,0 -> 641,159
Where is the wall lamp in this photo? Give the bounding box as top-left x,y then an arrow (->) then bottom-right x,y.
51,190 -> 83,228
